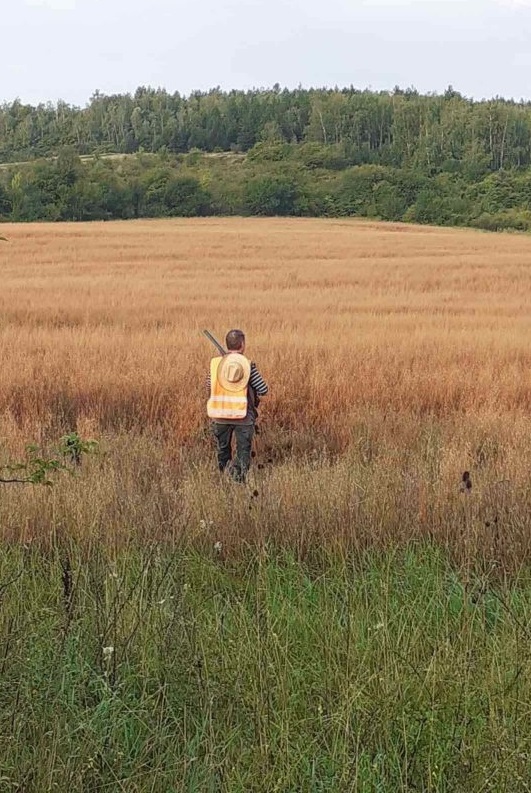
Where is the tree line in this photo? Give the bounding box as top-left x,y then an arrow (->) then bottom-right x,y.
2,143 -> 531,232
2,85 -> 531,172
2,85 -> 531,231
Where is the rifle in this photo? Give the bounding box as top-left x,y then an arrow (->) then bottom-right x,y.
203,329 -> 226,356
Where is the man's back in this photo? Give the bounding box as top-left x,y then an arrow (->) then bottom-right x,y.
206,329 -> 268,482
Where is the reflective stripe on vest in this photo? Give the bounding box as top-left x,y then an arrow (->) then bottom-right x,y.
207,356 -> 248,420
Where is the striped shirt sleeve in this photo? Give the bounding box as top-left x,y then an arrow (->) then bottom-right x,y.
249,363 -> 268,395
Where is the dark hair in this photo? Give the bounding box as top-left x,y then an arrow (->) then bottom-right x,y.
226,329 -> 245,350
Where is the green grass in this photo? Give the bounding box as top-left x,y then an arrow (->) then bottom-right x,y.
2,543 -> 531,791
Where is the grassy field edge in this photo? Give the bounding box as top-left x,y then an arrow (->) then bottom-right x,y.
2,542 -> 531,792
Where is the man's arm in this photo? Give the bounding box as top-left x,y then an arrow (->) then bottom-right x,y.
250,363 -> 268,396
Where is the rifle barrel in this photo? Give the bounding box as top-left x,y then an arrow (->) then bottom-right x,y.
203,330 -> 226,356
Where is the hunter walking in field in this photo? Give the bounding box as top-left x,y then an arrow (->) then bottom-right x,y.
206,329 -> 268,483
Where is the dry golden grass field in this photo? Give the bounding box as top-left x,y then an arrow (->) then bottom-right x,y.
0,217 -> 530,565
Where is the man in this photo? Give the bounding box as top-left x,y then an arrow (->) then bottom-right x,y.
207,329 -> 268,483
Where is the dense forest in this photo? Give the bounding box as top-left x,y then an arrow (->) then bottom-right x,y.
2,85 -> 531,230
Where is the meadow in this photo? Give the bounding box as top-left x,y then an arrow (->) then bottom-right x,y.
1,218 -> 531,791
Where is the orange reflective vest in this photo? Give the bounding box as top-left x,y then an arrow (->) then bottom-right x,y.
207,356 -> 248,420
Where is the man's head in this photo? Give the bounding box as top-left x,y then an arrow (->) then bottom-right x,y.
226,329 -> 246,353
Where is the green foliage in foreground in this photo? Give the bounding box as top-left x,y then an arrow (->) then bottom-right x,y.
1,544 -> 531,791
0,433 -> 97,485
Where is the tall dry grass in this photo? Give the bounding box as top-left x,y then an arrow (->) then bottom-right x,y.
0,218 -> 530,564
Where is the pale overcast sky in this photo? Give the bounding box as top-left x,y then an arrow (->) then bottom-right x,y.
4,0 -> 531,106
